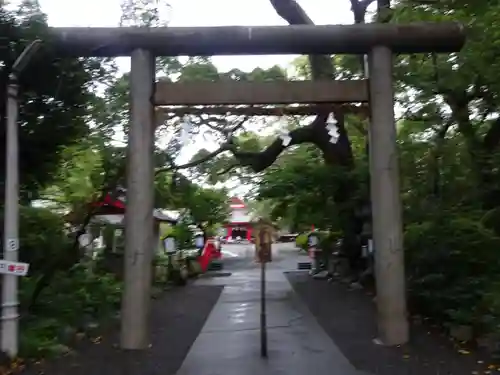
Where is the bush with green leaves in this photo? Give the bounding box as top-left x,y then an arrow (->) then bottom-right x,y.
153,252 -> 170,284
481,207 -> 500,236
295,233 -> 308,251
4,206 -> 73,274
405,216 -> 500,334
295,230 -> 342,252
295,231 -> 342,258
19,264 -> 122,358
318,231 -> 341,253
161,222 -> 194,250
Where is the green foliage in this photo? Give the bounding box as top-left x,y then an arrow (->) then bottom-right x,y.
157,176 -> 229,235
405,217 -> 500,332
481,208 -> 500,235
164,222 -> 194,250
0,5 -> 108,200
295,233 -> 308,251
16,206 -> 71,274
19,265 -> 122,358
258,145 -> 339,230
188,187 -> 229,230
251,0 -> 500,340
295,231 -> 341,253
318,231 -> 341,253
1,206 -> 122,359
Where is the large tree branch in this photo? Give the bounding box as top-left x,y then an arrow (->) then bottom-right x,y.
226,0 -> 364,172
269,0 -> 333,80
157,1 -> 363,177
445,92 -> 478,145
231,114 -> 327,172
188,115 -> 248,136
154,144 -> 231,175
217,162 -> 240,176
227,0 -> 341,172
350,0 -> 376,23
428,119 -> 452,197
154,117 -> 248,175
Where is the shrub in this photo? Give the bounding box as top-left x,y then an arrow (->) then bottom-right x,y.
0,206 -> 123,359
481,207 -> 500,235
19,264 -> 122,358
295,233 -> 308,251
318,230 -> 341,253
153,252 -> 171,284
405,216 -> 500,333
161,222 -> 194,250
295,231 -> 342,256
16,206 -> 72,274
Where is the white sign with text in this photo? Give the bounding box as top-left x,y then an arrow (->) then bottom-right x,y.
0,260 -> 29,276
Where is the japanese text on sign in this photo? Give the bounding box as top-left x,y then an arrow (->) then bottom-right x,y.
0,260 -> 29,276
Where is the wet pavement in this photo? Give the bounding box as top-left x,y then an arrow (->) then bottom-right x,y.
175,243 -> 363,375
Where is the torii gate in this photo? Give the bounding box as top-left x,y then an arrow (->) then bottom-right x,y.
54,21 -> 464,350
4,18 -> 466,355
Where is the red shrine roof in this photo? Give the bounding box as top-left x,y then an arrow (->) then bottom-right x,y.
66,187 -> 177,224
229,197 -> 246,209
92,192 -> 126,212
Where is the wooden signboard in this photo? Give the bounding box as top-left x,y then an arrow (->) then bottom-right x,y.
254,219 -> 274,263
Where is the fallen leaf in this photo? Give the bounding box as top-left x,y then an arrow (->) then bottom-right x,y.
91,336 -> 102,344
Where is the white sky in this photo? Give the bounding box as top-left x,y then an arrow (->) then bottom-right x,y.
34,0 -> 357,196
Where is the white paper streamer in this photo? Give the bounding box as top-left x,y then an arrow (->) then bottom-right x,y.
326,113 -> 339,144
277,117 -> 291,146
180,115 -> 191,145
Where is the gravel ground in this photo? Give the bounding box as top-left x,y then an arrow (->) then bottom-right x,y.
286,271 -> 499,375
19,285 -> 223,375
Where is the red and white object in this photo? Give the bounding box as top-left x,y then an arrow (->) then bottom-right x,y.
0,261 -> 29,276
198,239 -> 222,272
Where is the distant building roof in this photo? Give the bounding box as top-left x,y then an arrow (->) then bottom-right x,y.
153,209 -> 181,222
92,209 -> 179,226
229,197 -> 246,209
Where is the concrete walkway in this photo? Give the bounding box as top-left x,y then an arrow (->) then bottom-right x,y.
175,247 -> 364,375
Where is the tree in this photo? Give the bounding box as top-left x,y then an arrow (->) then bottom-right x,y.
257,145 -> 340,231
180,186 -> 228,239
179,0 -> 377,272
154,172 -> 229,237
392,0 -> 500,210
0,2 -> 110,202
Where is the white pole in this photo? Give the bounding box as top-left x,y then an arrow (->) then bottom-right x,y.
2,75 -> 20,357
1,40 -> 42,358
